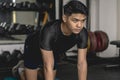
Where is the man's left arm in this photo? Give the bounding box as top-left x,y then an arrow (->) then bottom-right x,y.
77,48 -> 87,80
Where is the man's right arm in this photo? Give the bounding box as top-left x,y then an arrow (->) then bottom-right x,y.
40,48 -> 55,80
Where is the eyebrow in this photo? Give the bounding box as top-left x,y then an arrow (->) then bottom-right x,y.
72,18 -> 86,21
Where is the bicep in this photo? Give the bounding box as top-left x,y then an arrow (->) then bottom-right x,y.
40,31 -> 55,50
40,48 -> 54,67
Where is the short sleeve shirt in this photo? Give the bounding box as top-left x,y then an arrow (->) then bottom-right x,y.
40,20 -> 88,54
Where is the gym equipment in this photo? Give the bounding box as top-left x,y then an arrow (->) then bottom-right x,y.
0,22 -> 7,35
29,2 -> 39,10
8,23 -> 19,34
100,31 -> 109,51
94,31 -> 102,52
104,40 -> 120,69
5,2 -> 10,10
15,3 -> 21,10
0,2 -> 13,10
16,24 -> 35,34
12,49 -> 23,60
0,54 -> 6,67
15,24 -> 27,34
0,2 -> 2,9
1,2 -> 6,9
9,3 -> 14,9
7,23 -> 36,34
87,35 -> 90,52
0,25 -> 5,35
0,51 -> 11,67
8,50 -> 23,67
87,30 -> 109,52
1,51 -> 11,61
26,25 -> 35,34
94,31 -> 109,52
20,1 -> 31,9
88,31 -> 97,52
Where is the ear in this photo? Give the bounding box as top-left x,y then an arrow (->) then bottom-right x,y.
62,15 -> 67,22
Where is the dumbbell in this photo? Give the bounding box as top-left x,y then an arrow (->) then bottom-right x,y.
0,22 -> 9,35
8,50 -> 23,67
12,3 -> 17,9
0,51 -> 11,66
0,25 -> 6,35
8,23 -> 19,34
0,2 -> 3,9
15,3 -> 21,9
4,2 -> 10,9
12,49 -> 23,60
26,25 -> 35,34
1,2 -> 6,9
0,54 -> 3,66
30,2 -> 39,10
6,2 -> 15,10
20,1 -> 31,8
0,54 -> 7,67
0,2 -> 12,10
15,24 -> 27,34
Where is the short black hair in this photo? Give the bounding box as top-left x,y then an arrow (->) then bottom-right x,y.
64,0 -> 88,16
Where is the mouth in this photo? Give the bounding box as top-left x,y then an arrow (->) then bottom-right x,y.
76,28 -> 81,31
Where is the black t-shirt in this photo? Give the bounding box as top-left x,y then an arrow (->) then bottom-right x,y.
40,20 -> 88,54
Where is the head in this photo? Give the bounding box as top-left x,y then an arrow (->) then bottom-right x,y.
62,0 -> 88,34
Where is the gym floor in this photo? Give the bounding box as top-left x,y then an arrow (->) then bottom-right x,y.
0,56 -> 120,80
56,62 -> 120,80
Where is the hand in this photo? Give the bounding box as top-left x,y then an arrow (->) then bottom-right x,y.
12,66 -> 18,76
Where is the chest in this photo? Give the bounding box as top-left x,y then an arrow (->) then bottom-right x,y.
53,34 -> 77,51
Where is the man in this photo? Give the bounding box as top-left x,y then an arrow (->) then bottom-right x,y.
24,0 -> 88,80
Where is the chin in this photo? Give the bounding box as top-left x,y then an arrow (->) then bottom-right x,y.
73,31 -> 80,34
73,30 -> 81,34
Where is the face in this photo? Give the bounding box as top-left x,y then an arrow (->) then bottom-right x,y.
63,13 -> 86,34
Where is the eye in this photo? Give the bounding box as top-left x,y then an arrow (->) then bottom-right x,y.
72,19 -> 79,23
80,19 -> 86,23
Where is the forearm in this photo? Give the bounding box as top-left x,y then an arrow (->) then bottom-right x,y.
13,60 -> 24,69
77,60 -> 87,80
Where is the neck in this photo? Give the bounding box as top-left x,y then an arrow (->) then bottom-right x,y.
61,23 -> 72,36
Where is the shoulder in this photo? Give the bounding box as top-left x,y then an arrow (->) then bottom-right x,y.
43,20 -> 61,29
76,27 -> 88,41
41,20 -> 61,34
40,20 -> 61,37
77,27 -> 88,48
81,27 -> 87,33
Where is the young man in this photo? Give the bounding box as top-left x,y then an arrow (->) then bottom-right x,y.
24,0 -> 88,80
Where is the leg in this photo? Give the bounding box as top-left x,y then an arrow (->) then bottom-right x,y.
37,69 -> 57,80
25,68 -> 38,80
24,33 -> 41,80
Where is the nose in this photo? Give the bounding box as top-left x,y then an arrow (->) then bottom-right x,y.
77,22 -> 82,28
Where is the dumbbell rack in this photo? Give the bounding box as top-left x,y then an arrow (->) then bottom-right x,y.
0,1 -> 56,79
0,1 -> 56,34
0,1 -> 50,55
